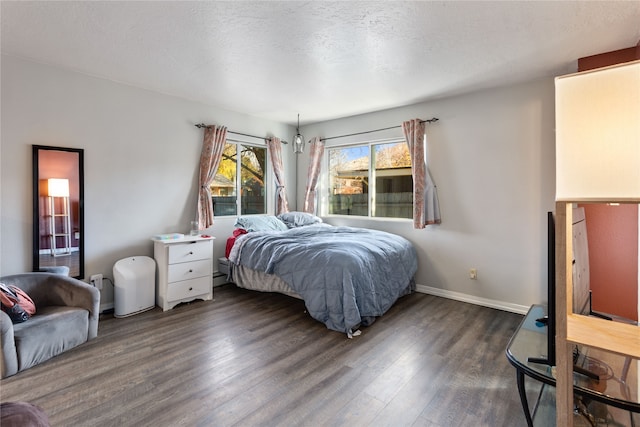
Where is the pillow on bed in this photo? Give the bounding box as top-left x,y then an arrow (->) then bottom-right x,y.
277,211 -> 323,228
234,215 -> 288,232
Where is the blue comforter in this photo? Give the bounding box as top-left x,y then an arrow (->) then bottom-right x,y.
228,224 -> 417,334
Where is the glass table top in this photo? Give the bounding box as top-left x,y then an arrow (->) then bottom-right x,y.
506,304 -> 639,412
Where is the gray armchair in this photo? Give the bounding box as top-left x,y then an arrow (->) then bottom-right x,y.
0,273 -> 100,378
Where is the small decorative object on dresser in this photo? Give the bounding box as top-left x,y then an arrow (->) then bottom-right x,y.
152,234 -> 214,311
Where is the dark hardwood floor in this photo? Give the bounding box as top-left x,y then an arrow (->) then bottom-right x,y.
0,284 -> 534,426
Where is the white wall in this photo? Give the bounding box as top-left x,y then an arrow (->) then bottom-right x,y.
1,55 -> 294,308
2,55 -> 556,314
300,77 -> 556,313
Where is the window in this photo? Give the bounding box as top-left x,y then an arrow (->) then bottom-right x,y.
211,142 -> 267,216
327,140 -> 412,218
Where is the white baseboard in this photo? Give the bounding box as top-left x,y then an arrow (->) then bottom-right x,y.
98,285 -> 529,316
415,284 -> 530,315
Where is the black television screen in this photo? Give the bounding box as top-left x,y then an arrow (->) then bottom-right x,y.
528,210 -> 600,380
528,212 -> 555,367
546,211 -> 556,366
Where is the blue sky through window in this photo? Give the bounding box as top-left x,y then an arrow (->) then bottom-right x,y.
344,146 -> 368,161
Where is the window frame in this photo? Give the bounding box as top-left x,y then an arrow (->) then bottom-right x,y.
321,137 -> 413,221
211,140 -> 270,217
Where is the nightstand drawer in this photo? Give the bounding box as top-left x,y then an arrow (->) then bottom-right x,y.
166,276 -> 211,301
168,240 -> 211,264
167,259 -> 211,283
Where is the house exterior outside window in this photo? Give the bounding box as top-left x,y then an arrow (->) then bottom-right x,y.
327,140 -> 412,219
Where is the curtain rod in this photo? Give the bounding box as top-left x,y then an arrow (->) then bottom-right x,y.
320,117 -> 439,142
194,123 -> 288,144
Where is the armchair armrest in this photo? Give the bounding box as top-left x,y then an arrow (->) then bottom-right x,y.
0,310 -> 18,378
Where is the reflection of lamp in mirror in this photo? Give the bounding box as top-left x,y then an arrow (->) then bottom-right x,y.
47,178 -> 72,257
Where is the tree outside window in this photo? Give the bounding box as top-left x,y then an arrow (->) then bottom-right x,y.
211,142 -> 266,216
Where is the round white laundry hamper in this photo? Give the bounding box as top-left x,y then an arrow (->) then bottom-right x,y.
113,256 -> 156,318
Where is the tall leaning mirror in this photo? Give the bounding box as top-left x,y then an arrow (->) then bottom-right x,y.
32,145 -> 84,279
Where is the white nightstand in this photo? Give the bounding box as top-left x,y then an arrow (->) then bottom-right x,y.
152,235 -> 215,311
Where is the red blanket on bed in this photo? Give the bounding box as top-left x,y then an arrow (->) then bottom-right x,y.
225,228 -> 248,258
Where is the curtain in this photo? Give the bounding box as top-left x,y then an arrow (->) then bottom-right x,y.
197,125 -> 227,229
402,119 -> 441,229
303,137 -> 325,214
266,137 -> 290,215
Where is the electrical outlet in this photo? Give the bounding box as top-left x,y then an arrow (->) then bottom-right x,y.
90,274 -> 103,290
469,268 -> 477,280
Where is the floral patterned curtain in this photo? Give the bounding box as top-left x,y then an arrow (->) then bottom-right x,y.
303,137 -> 325,214
266,137 -> 290,215
197,125 -> 227,229
402,119 -> 441,229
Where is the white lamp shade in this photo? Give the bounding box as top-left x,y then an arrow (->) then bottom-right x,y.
47,178 -> 70,197
555,60 -> 640,202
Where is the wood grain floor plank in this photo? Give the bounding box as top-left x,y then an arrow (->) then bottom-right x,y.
0,284 -> 528,427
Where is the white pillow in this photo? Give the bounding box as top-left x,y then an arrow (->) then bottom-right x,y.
277,212 -> 323,228
234,215 -> 288,232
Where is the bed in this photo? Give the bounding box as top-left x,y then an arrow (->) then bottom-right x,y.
226,212 -> 418,337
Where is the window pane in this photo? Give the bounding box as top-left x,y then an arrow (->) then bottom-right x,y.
328,146 -> 369,216
373,142 -> 412,218
212,143 -> 237,216
240,145 -> 266,215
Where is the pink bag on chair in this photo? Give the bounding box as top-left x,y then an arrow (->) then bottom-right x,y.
0,283 -> 36,323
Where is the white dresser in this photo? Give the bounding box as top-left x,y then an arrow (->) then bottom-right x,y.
152,235 -> 214,311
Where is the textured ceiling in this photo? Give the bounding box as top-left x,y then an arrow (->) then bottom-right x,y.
2,1 -> 639,126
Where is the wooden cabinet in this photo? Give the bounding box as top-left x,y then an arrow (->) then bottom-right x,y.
153,236 -> 214,311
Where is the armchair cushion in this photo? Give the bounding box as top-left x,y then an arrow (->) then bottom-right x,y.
13,306 -> 89,372
0,273 -> 100,378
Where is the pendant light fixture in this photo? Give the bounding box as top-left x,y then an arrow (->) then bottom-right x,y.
293,113 -> 305,153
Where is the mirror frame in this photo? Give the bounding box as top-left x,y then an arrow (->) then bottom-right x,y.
32,145 -> 84,279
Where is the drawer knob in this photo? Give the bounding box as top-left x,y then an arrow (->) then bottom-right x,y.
189,251 -> 193,255
188,269 -> 193,273
189,287 -> 193,291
